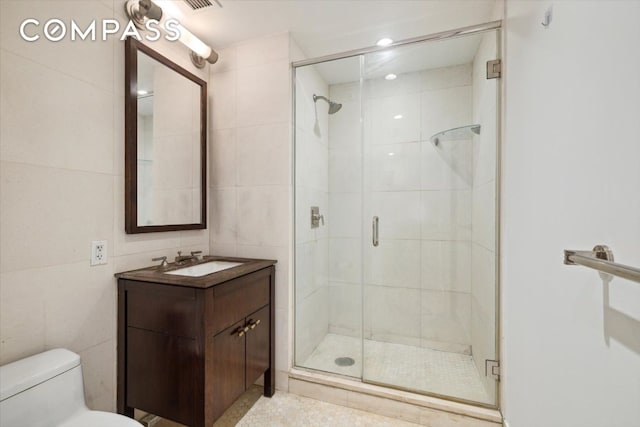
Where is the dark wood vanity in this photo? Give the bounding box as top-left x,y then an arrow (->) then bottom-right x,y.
116,256 -> 276,426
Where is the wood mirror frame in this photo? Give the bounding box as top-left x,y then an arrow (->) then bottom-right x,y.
124,37 -> 207,233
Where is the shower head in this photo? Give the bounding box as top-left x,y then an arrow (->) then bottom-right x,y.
313,94 -> 342,115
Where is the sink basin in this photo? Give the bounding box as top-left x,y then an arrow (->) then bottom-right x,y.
165,261 -> 244,277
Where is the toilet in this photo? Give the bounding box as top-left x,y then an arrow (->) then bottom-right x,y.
0,348 -> 142,427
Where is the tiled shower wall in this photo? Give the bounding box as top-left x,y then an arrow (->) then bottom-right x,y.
0,0 -> 209,411
328,64 -> 476,353
293,64 -> 330,364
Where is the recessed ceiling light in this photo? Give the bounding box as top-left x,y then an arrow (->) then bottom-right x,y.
137,90 -> 148,95
393,114 -> 403,120
388,152 -> 395,156
376,38 -> 393,47
385,73 -> 397,80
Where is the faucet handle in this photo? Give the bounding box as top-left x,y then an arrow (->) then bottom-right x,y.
191,250 -> 203,260
152,256 -> 168,267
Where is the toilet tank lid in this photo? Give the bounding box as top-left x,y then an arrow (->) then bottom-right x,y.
0,349 -> 80,402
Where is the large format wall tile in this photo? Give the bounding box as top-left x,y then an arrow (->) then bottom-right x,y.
237,60 -> 290,127
237,123 -> 290,186
421,240 -> 471,293
1,51 -> 114,174
1,162 -> 113,272
237,186 -> 289,246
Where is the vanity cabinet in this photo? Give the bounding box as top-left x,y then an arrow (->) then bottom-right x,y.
116,258 -> 276,427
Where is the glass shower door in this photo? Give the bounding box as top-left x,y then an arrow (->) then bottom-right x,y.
360,31 -> 500,405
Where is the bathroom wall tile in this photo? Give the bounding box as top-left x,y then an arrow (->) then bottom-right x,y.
296,65 -> 329,143
364,72 -> 421,99
328,192 -> 361,239
236,60 -> 290,127
0,0 -> 115,92
329,148 -> 361,193
295,187 -> 316,244
275,307 -> 293,374
0,270 -> 46,364
327,99 -> 361,152
79,339 -> 116,412
421,86 -> 472,141
209,68 -> 237,130
236,32 -> 290,69
471,180 -> 496,251
210,128 -> 237,187
43,262 -> 116,352
364,239 -> 421,289
237,186 -> 290,246
178,231 -> 209,252
209,187 -> 237,245
422,240 -> 471,293
364,285 -> 421,343
421,190 -> 471,241
237,123 -> 290,186
371,93 -> 421,145
329,238 -> 361,283
297,131 -> 329,192
371,191 -> 421,239
1,51 -> 114,174
421,290 -> 471,345
1,162 -> 113,272
371,142 -> 421,191
296,240 -> 316,303
328,282 -> 362,337
295,287 -> 329,365
210,45 -> 238,73
421,139 -> 473,190
329,80 -> 361,103
420,63 -> 473,92
209,241 -> 237,257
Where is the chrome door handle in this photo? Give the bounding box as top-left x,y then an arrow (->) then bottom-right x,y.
372,216 -> 379,247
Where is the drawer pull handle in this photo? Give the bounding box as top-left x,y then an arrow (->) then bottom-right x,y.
249,319 -> 261,330
237,325 -> 250,337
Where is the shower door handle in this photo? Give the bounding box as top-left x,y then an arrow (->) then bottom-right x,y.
372,216 -> 379,247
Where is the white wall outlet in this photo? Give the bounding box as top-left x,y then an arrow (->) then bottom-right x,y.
91,240 -> 107,266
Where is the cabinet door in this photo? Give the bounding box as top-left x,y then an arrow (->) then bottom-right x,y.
211,319 -> 245,420
245,305 -> 270,389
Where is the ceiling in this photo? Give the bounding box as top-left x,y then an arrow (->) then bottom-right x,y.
155,0 -> 498,60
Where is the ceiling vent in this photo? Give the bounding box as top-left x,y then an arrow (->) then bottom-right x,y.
183,0 -> 222,10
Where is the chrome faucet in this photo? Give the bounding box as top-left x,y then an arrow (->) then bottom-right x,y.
175,251 -> 198,265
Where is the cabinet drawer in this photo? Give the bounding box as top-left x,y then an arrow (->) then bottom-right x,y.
211,269 -> 270,335
127,285 -> 197,337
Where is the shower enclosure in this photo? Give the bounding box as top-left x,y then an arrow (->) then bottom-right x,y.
294,23 -> 500,407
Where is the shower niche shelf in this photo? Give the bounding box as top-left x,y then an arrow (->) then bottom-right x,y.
430,124 -> 481,147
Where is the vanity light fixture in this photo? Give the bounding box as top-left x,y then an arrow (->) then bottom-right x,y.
125,0 -> 218,68
385,73 -> 397,80
376,37 -> 394,47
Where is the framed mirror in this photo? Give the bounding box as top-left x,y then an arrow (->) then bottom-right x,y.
125,37 -> 207,233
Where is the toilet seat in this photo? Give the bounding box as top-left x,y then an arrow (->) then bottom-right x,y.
59,410 -> 142,427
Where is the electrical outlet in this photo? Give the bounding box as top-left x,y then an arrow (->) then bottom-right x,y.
91,240 -> 107,266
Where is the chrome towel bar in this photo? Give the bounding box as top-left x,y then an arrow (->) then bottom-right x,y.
564,244 -> 640,283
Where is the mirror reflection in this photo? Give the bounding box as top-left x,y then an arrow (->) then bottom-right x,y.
137,51 -> 202,226
125,37 -> 207,233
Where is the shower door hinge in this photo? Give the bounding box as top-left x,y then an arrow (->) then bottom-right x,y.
485,359 -> 500,381
486,59 -> 502,79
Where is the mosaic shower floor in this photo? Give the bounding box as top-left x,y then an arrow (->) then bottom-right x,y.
302,333 -> 490,403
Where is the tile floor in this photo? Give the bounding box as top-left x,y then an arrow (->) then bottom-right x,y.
237,392 -> 422,427
150,386 -> 421,427
302,333 -> 490,403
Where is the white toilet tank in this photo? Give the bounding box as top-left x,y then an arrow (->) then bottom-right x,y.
0,349 -> 141,427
